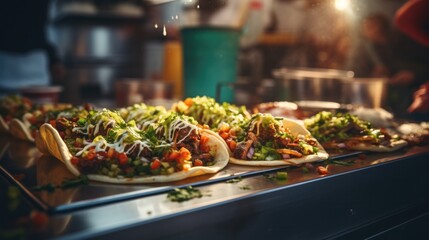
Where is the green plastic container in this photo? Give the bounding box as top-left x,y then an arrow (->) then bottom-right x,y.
181,27 -> 240,102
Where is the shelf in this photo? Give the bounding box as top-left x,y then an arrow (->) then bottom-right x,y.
52,12 -> 146,25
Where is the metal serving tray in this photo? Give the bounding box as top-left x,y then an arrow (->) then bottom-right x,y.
0,135 -> 362,214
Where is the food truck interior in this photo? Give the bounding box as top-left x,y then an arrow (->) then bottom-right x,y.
1,0 -> 429,239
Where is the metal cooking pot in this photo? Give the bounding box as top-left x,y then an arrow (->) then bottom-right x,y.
272,67 -> 354,103
340,77 -> 388,108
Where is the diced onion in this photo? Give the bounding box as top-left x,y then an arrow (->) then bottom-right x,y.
337,143 -> 346,148
247,147 -> 255,159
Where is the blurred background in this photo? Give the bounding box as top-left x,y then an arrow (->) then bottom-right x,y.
1,0 -> 428,118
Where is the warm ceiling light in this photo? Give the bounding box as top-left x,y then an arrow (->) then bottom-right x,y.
334,0 -> 349,11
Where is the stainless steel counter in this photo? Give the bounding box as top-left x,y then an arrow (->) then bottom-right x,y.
1,135 -> 429,239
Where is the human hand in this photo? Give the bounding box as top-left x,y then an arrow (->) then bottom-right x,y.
408,82 -> 429,113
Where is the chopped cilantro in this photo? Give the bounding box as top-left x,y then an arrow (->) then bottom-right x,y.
276,171 -> 288,180
304,111 -> 376,143
31,183 -> 56,192
302,167 -> 309,173
329,160 -> 354,166
226,176 -> 243,183
77,118 -> 86,127
264,171 -> 289,181
239,185 -> 251,190
167,186 -> 203,202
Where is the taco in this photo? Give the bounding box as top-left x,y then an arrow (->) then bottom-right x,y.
227,113 -> 328,166
172,96 -> 251,155
0,95 -> 34,133
38,109 -> 229,183
8,104 -> 84,142
172,96 -> 250,130
304,111 -> 408,152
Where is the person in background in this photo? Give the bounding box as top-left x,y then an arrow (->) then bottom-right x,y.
0,0 -> 64,96
279,0 -> 352,70
349,12 -> 429,117
352,13 -> 415,81
395,0 -> 429,115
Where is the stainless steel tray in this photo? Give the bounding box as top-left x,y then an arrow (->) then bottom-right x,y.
0,135 -> 363,213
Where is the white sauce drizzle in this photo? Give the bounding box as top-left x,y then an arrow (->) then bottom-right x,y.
156,118 -> 199,144
76,132 -> 153,159
72,110 -> 119,136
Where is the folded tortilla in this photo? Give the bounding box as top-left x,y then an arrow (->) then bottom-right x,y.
9,115 -> 35,142
346,139 -> 408,152
229,118 -> 329,166
38,123 -> 229,183
0,116 -> 9,133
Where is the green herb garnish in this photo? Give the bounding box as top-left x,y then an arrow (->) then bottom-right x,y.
226,176 -> 243,183
60,175 -> 89,189
276,171 -> 288,180
32,183 -> 56,193
239,185 -> 251,190
264,171 -> 289,181
167,186 -> 203,202
329,160 -> 354,166
302,167 -> 309,173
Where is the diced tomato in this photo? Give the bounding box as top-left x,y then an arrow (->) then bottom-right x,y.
113,150 -> 119,159
219,124 -> 230,133
151,159 -> 161,170
165,148 -> 192,163
200,134 -> 209,145
220,132 -> 229,140
118,152 -> 128,165
165,150 -> 180,162
200,135 -> 210,152
86,150 -> 96,161
200,144 -> 210,153
317,166 -> 328,175
71,156 -> 80,165
184,98 -> 193,107
49,120 -> 56,128
97,151 -> 107,157
179,147 -> 192,163
194,159 -> 203,166
228,140 -> 237,151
